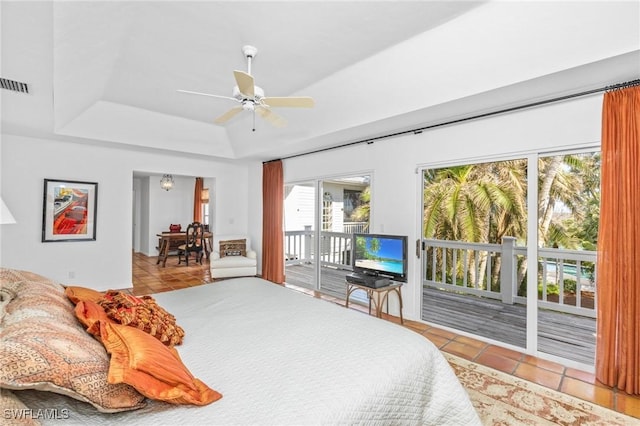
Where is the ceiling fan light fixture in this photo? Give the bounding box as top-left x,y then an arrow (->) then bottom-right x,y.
177,45 -> 314,129
242,45 -> 258,59
160,174 -> 175,191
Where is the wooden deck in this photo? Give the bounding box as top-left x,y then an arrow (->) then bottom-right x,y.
285,263 -> 595,366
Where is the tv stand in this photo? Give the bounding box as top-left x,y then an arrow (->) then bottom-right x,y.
345,279 -> 403,324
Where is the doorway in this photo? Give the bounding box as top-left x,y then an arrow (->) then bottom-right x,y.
419,150 -> 599,368
284,175 -> 371,299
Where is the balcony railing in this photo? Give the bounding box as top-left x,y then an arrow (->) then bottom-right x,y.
422,237 -> 596,318
343,222 -> 369,234
285,231 -> 597,318
285,227 -> 353,270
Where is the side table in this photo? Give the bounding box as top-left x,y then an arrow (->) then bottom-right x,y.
345,281 -> 403,324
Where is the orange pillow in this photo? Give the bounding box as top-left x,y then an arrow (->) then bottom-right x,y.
65,286 -> 104,304
99,321 -> 222,406
74,300 -> 113,337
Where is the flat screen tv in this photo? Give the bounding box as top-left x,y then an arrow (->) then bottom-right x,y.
352,233 -> 408,282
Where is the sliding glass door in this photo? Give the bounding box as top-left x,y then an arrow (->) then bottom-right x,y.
284,175 -> 370,300
420,158 -> 528,350
420,150 -> 599,368
535,151 -> 599,365
284,181 -> 317,290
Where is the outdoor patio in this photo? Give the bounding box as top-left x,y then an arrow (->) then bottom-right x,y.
285,263 -> 596,366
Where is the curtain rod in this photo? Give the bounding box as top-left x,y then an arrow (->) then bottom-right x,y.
264,78 -> 640,164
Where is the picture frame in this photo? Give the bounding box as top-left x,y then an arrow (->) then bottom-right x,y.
42,179 -> 98,242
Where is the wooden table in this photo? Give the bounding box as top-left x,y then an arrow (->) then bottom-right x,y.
156,232 -> 213,267
345,281 -> 403,324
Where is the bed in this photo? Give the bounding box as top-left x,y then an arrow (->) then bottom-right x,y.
1,268 -> 480,425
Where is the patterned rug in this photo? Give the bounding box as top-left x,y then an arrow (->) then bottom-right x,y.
445,353 -> 640,425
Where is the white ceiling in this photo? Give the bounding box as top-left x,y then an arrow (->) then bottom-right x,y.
2,1 -> 639,162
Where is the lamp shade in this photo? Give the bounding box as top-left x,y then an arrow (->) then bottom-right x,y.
0,197 -> 16,224
201,188 -> 210,203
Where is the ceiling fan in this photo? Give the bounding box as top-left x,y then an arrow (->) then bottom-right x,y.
178,45 -> 314,130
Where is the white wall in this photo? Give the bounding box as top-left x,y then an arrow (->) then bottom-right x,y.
247,162 -> 264,273
0,134 -> 255,290
283,94 -> 603,321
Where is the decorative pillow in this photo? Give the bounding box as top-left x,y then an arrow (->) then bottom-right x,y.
97,291 -> 185,346
74,300 -> 112,338
64,285 -> 104,304
0,268 -> 146,413
219,239 -> 247,258
99,321 -> 222,406
169,224 -> 181,232
0,389 -> 41,426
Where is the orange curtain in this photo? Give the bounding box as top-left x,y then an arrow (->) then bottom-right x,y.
193,177 -> 203,224
596,85 -> 640,395
262,160 -> 285,283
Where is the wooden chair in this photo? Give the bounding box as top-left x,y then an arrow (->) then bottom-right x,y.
178,222 -> 204,266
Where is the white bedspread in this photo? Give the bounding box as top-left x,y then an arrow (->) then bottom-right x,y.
18,277 -> 480,425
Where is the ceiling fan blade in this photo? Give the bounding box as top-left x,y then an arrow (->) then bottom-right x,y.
214,106 -> 243,124
233,71 -> 255,98
177,89 -> 237,102
256,106 -> 286,128
262,97 -> 315,108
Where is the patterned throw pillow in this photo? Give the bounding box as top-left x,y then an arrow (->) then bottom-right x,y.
98,291 -> 185,346
219,239 -> 247,257
0,268 -> 146,413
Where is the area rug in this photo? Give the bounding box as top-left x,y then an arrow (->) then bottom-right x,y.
445,353 -> 640,425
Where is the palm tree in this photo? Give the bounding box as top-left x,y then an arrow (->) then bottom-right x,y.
424,162 -> 527,242
423,153 -> 600,295
538,153 -> 599,249
423,161 -> 527,289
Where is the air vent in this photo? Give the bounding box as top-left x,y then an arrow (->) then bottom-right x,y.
0,77 -> 29,94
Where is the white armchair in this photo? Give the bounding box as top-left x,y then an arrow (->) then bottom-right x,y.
210,235 -> 257,279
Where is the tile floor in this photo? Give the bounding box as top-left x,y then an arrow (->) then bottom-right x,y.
131,252 -> 640,419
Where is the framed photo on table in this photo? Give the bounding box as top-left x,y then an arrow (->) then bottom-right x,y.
42,179 -> 98,242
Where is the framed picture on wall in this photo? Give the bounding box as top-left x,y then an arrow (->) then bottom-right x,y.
42,179 -> 98,242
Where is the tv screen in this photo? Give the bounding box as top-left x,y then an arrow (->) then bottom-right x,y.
352,233 -> 408,282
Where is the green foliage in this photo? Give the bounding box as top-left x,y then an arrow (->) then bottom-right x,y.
537,279 -> 577,297
423,152 -> 600,291
351,186 -> 370,223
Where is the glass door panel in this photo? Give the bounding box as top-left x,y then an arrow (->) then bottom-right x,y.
535,152 -> 599,366
318,176 -> 370,302
421,159 -> 528,349
284,175 -> 370,305
284,182 -> 316,291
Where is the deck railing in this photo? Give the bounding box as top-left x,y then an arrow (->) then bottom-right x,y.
285,231 -> 596,318
285,227 -> 353,270
422,237 -> 597,318
343,222 -> 369,234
